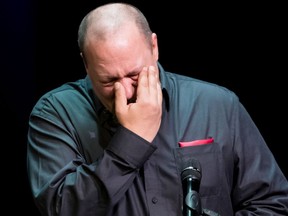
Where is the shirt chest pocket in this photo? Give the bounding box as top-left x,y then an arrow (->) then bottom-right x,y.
173,140 -> 223,197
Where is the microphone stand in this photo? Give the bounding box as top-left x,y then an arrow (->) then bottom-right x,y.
182,182 -> 220,216
183,190 -> 202,216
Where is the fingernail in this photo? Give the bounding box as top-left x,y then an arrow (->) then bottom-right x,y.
114,82 -> 120,89
149,66 -> 154,71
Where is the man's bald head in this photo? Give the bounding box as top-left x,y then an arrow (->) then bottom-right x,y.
77,3 -> 153,54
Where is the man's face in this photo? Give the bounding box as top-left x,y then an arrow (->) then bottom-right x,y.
83,25 -> 159,113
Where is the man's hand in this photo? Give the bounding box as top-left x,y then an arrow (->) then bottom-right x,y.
114,66 -> 162,142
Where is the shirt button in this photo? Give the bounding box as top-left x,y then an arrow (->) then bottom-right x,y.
152,197 -> 158,204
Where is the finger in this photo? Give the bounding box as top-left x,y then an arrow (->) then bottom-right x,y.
148,66 -> 157,94
114,82 -> 127,114
157,79 -> 162,106
147,66 -> 161,104
153,66 -> 162,105
137,67 -> 148,99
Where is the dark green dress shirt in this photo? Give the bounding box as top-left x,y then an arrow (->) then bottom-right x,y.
27,63 -> 288,215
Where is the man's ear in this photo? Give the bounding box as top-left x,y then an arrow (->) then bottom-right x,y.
152,33 -> 159,61
80,52 -> 88,71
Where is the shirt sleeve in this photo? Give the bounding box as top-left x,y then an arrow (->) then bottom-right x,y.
232,101 -> 288,214
27,101 -> 156,216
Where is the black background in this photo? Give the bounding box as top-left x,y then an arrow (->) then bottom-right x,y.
2,0 -> 287,214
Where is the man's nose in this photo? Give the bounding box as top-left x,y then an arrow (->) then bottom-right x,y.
119,78 -> 136,99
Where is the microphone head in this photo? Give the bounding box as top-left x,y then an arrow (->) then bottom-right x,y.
181,158 -> 201,181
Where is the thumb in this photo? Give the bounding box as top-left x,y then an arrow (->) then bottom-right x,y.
114,82 -> 126,114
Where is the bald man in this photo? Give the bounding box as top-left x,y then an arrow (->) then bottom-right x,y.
27,3 -> 288,216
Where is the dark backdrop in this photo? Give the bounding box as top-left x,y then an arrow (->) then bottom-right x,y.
2,0 -> 287,215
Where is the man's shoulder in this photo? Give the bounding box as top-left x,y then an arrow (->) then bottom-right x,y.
41,78 -> 86,100
31,77 -> 92,115
162,71 -> 240,111
166,71 -> 235,96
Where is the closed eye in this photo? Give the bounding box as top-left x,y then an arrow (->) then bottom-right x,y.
101,80 -> 116,87
129,74 -> 139,81
100,70 -> 140,87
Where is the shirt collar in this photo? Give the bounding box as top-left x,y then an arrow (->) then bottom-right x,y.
158,62 -> 170,112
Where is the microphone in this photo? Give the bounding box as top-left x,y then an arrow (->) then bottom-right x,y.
181,158 -> 221,216
181,158 -> 202,216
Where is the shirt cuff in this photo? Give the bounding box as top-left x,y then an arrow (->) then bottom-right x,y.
107,126 -> 157,168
